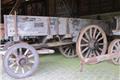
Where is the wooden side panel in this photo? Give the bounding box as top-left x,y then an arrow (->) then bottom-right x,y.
49,17 -> 58,35
58,18 -> 67,35
4,15 -> 110,42
4,15 -> 49,36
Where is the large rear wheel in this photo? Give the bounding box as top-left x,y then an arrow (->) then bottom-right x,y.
76,25 -> 107,64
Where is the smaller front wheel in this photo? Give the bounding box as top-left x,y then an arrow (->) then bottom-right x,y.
108,39 -> 120,65
59,38 -> 77,58
3,42 -> 39,78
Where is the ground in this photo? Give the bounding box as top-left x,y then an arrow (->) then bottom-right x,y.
1,53 -> 120,80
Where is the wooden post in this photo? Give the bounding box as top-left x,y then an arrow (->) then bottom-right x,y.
48,0 -> 55,16
13,11 -> 20,41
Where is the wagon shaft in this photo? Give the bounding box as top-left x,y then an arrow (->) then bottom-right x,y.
80,51 -> 120,72
84,52 -> 120,64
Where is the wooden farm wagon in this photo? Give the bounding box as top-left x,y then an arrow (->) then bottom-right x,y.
0,14 -> 120,78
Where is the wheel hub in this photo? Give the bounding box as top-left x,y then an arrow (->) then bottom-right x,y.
18,57 -> 27,66
89,39 -> 98,49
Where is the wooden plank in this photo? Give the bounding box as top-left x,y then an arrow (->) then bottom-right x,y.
84,52 -> 120,64
31,41 -> 74,49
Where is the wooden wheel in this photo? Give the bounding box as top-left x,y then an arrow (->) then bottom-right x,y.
108,39 -> 120,65
3,43 -> 39,78
76,25 -> 107,63
59,38 -> 77,58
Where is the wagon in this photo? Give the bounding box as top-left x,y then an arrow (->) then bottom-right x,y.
0,14 -> 120,78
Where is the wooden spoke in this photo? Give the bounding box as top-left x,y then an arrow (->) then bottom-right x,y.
9,62 -> 16,68
19,48 -> 22,56
85,49 -> 91,58
89,28 -> 92,38
95,32 -> 101,39
21,67 -> 25,74
88,51 -> 93,58
64,48 -> 69,54
99,43 -> 104,46
98,47 -> 103,51
117,58 -> 120,62
68,49 -> 72,56
85,32 -> 90,40
29,60 -> 35,64
80,44 -> 88,47
24,49 -> 29,56
28,54 -> 34,58
82,37 -> 88,42
115,58 -> 119,62
93,28 -> 97,38
15,66 -> 19,73
95,50 -> 100,56
114,44 -> 118,50
81,47 -> 89,54
97,37 -> 103,42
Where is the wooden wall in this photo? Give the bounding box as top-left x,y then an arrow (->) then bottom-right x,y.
1,0 -> 120,17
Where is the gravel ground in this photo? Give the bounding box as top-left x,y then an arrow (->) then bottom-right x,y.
1,54 -> 120,80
